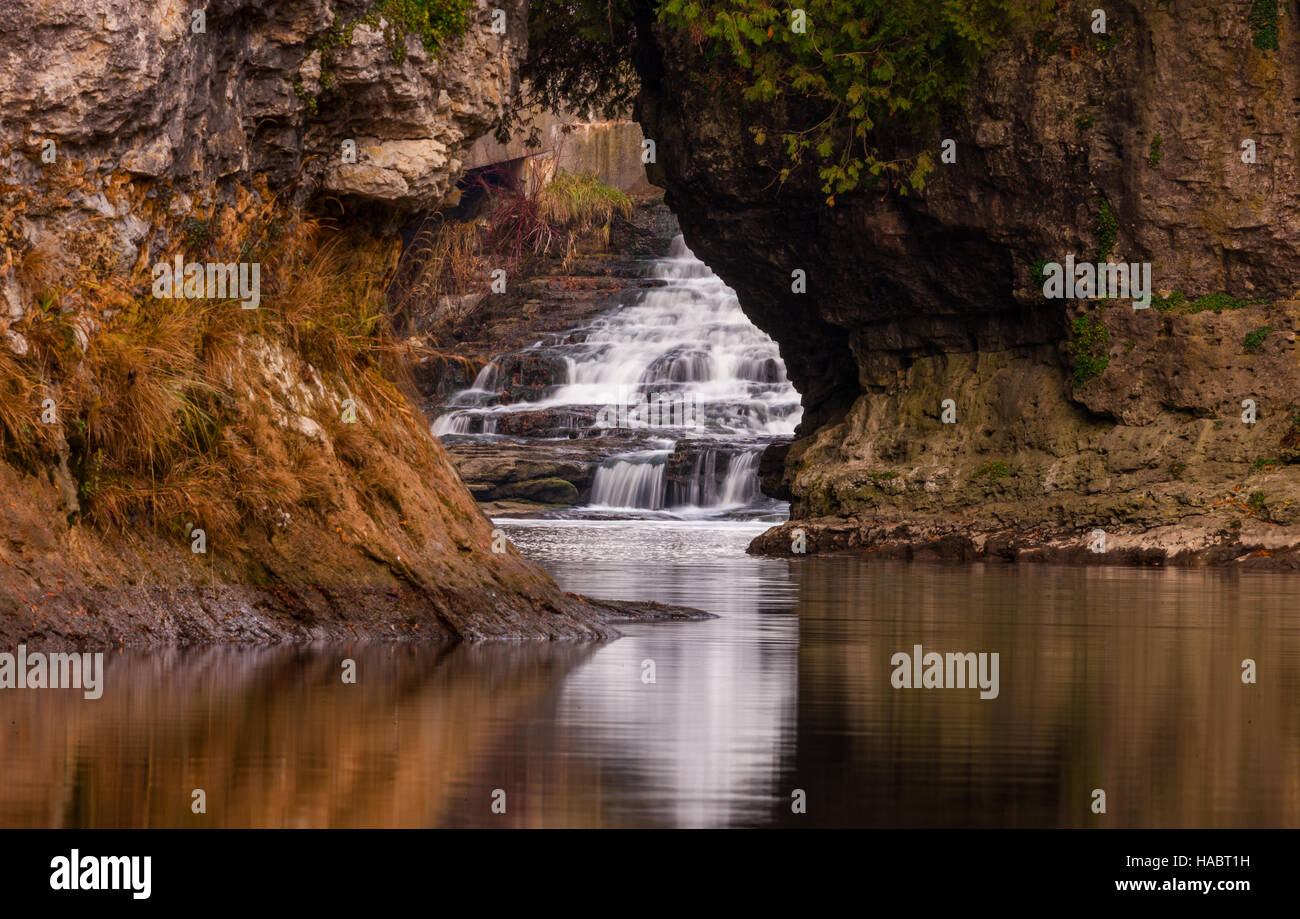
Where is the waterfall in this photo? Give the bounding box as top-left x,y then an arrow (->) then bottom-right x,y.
588,445 -> 765,512
433,234 -> 801,516
431,411 -> 498,436
589,452 -> 670,510
719,450 -> 761,506
538,235 -> 802,435
431,361 -> 499,435
676,449 -> 720,507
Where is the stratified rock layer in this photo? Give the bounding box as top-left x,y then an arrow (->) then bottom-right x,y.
634,0 -> 1300,562
1,0 -> 526,345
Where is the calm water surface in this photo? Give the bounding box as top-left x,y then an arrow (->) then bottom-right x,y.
2,519 -> 1296,828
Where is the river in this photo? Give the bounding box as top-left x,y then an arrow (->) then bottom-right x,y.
2,227 -> 1294,830
0,520 -> 1294,827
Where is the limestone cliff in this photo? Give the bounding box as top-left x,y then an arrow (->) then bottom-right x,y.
0,0 -> 694,646
634,0 -> 1300,564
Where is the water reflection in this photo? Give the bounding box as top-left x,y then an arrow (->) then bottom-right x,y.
1,520 -> 1296,827
770,560 -> 1297,828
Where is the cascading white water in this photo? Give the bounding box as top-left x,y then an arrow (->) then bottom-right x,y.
431,362 -> 500,435
588,451 -> 670,510
719,450 -> 761,506
434,235 -> 801,515
541,236 -> 801,437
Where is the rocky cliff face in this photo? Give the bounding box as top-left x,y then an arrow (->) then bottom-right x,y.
636,0 -> 1300,563
0,0 -> 698,646
2,1 -> 521,199
2,0 -> 528,355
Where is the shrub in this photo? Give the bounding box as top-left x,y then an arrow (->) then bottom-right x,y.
1095,197 -> 1118,260
518,0 -> 1056,201
1153,291 -> 1253,314
484,185 -> 560,264
1146,133 -> 1163,167
1153,290 -> 1187,312
389,217 -> 485,327
1186,293 -> 1246,313
1067,314 -> 1110,384
537,172 -> 634,238
1249,0 -> 1280,51
1243,325 -> 1273,354
971,461 -> 1011,482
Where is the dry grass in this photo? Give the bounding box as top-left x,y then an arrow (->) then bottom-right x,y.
391,170 -> 636,333
394,217 -> 485,307
0,345 -> 54,466
537,171 -> 634,237
1,163 -> 634,553
73,298 -> 215,474
1,190 -> 431,553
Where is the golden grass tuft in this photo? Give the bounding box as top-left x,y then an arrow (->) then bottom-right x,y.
0,345 -> 53,465
73,298 -> 215,473
397,217 -> 485,301
389,170 -> 636,333
1,191 -> 436,555
536,171 -> 634,236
